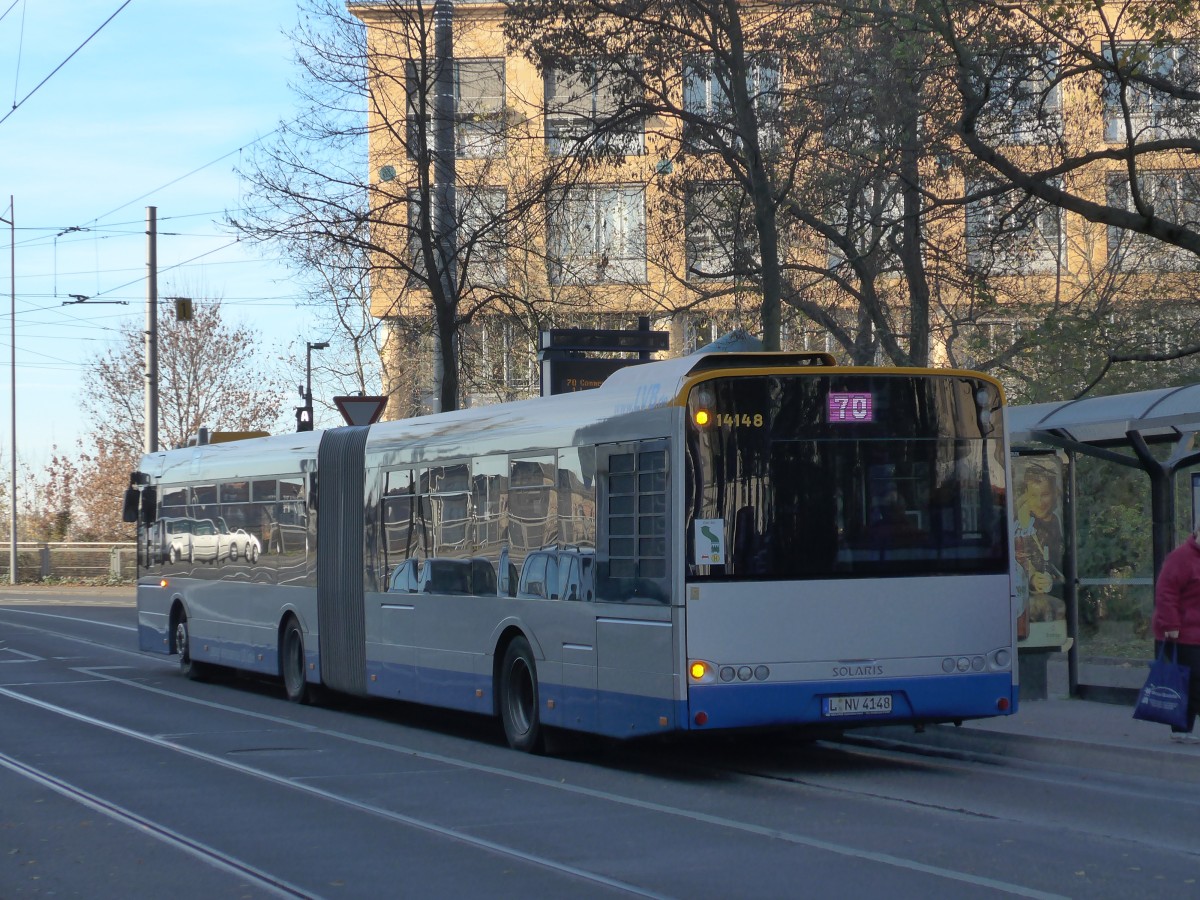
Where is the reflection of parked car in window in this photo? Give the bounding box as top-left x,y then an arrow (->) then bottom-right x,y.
162,517 -> 193,564
388,558 -> 420,592
517,548 -> 595,601
215,517 -> 261,562
387,557 -> 498,596
188,518 -> 222,563
420,559 -> 472,594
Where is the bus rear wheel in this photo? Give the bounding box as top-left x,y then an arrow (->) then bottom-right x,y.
499,636 -> 543,753
281,618 -> 312,704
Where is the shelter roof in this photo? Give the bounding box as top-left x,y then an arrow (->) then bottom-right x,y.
1007,383 -> 1200,448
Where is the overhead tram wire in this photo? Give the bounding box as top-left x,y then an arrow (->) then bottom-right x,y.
0,0 -> 135,128
0,0 -> 23,25
62,238 -> 249,306
86,136 -> 282,226
6,0 -> 26,109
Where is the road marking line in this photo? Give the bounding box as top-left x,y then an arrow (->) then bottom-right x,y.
77,670 -> 1064,899
0,686 -> 674,900
0,750 -> 317,899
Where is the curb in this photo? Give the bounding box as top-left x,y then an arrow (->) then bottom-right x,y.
845,722 -> 1200,785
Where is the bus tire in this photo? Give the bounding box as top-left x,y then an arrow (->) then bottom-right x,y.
176,612 -> 210,681
499,636 -> 543,753
281,617 -> 312,704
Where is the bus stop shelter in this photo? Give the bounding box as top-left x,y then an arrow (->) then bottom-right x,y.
1007,383 -> 1200,697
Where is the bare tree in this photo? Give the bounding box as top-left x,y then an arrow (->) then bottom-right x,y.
503,0 -> 977,364
80,299 -> 285,459
233,0 -> 584,414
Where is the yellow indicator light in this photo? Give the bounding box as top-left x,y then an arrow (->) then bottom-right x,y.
159,579 -> 168,589
694,409 -> 710,426
690,661 -> 708,680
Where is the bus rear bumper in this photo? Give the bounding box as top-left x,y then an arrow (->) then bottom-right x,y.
686,673 -> 1018,732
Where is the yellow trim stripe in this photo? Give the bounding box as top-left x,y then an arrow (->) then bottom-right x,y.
670,365 -> 1007,407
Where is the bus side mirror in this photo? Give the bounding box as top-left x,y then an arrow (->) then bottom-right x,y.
121,488 -> 139,523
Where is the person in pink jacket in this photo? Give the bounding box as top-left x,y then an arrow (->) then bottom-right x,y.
1153,530 -> 1200,743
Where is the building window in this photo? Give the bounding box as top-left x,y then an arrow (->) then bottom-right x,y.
545,61 -> 643,156
1103,43 -> 1199,142
1106,170 -> 1200,271
826,178 -> 905,273
407,187 -> 508,286
460,188 -> 508,286
682,54 -> 780,149
958,318 -> 1030,369
965,179 -> 1063,274
406,58 -> 505,159
976,44 -> 1061,144
548,185 -> 646,284
685,182 -> 757,281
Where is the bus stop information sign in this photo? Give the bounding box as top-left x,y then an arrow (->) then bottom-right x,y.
538,326 -> 670,396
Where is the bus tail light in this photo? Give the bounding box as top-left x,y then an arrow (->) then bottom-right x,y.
689,660 -> 716,683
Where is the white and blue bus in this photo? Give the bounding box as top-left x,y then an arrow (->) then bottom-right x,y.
125,349 -> 1018,751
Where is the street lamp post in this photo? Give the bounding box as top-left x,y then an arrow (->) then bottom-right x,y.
297,341 -> 329,432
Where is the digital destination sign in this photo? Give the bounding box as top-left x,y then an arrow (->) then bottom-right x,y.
827,391 -> 874,423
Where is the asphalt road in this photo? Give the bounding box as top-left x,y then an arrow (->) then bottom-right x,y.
1,589 -> 1198,899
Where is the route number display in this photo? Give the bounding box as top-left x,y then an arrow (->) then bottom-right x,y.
828,392 -> 874,423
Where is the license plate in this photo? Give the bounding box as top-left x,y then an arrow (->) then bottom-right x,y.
822,694 -> 893,717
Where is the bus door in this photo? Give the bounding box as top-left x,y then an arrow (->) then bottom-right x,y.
594,440 -> 677,737
516,548 -> 597,732
555,550 -> 598,733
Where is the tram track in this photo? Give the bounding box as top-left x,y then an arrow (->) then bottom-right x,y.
0,749 -> 318,899
0,683 -> 675,899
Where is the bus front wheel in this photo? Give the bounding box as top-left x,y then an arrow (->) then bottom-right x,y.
176,613 -> 210,681
499,636 -> 543,753
281,618 -> 312,704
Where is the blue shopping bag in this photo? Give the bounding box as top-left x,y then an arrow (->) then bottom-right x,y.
1133,643 -> 1191,729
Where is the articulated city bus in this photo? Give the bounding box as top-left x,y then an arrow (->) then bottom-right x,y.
125,349 -> 1018,751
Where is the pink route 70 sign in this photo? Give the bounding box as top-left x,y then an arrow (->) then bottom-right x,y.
827,392 -> 874,423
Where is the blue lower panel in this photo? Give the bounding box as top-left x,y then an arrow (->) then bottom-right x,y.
365,660 -> 684,740
174,636 -> 281,678
687,673 -> 1018,732
159,636 -> 1014,740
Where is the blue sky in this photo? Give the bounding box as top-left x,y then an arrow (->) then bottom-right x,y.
1,0 -> 345,474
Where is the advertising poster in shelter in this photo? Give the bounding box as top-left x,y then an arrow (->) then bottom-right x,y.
1013,455 -> 1068,648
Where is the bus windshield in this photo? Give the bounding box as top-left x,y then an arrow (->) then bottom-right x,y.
685,373 -> 1008,580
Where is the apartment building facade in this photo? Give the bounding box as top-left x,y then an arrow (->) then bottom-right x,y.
349,1 -> 1200,411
